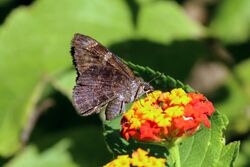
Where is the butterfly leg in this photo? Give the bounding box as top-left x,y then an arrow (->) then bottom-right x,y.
105,99 -> 125,120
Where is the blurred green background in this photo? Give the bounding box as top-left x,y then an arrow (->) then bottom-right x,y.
0,0 -> 249,166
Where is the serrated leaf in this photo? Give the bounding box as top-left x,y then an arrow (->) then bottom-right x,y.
218,142 -> 240,167
177,112 -> 239,167
0,0 -> 133,156
125,61 -> 194,92
103,66 -> 239,167
4,139 -> 78,167
235,138 -> 250,167
209,0 -> 250,44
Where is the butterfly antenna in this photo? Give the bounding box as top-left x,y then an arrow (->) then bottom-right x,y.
147,72 -> 164,100
148,72 -> 164,84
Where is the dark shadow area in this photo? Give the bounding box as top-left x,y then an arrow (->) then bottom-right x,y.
227,131 -> 250,144
227,40 -> 250,63
0,0 -> 35,24
175,0 -> 185,4
0,157 -> 10,167
109,39 -> 208,81
207,85 -> 230,103
125,0 -> 139,28
31,91 -> 101,133
30,91 -> 112,167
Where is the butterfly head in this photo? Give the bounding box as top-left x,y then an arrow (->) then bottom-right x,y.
142,82 -> 154,94
129,79 -> 152,102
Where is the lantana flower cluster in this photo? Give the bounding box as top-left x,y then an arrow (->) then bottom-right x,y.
121,88 -> 215,142
103,148 -> 166,167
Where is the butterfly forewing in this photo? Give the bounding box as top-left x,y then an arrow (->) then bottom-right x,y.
73,67 -> 115,116
72,33 -> 135,78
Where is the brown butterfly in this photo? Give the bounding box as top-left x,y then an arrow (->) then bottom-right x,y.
71,33 -> 153,120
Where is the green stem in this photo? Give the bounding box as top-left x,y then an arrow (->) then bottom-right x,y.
168,143 -> 181,167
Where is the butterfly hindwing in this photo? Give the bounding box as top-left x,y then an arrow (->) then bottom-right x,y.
73,83 -> 115,116
73,65 -> 130,116
106,99 -> 125,120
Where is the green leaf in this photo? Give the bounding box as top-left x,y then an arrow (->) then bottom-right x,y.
213,71 -> 249,135
4,139 -> 78,167
218,142 -> 240,167
52,70 -> 76,100
18,90 -> 112,167
137,0 -> 204,44
30,125 -> 112,167
218,58 -> 250,136
0,0 -> 12,6
177,112 -> 239,167
0,0 -> 133,157
235,58 -> 250,99
235,138 -> 250,167
103,65 -> 240,167
209,0 -> 250,44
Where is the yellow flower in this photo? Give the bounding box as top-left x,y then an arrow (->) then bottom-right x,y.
131,148 -> 149,166
146,90 -> 162,100
148,157 -> 166,167
124,109 -> 135,120
104,155 -> 130,167
155,115 -> 171,127
165,106 -> 184,117
169,88 -> 191,105
130,118 -> 142,129
131,148 -> 166,167
141,106 -> 162,121
103,148 -> 166,167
